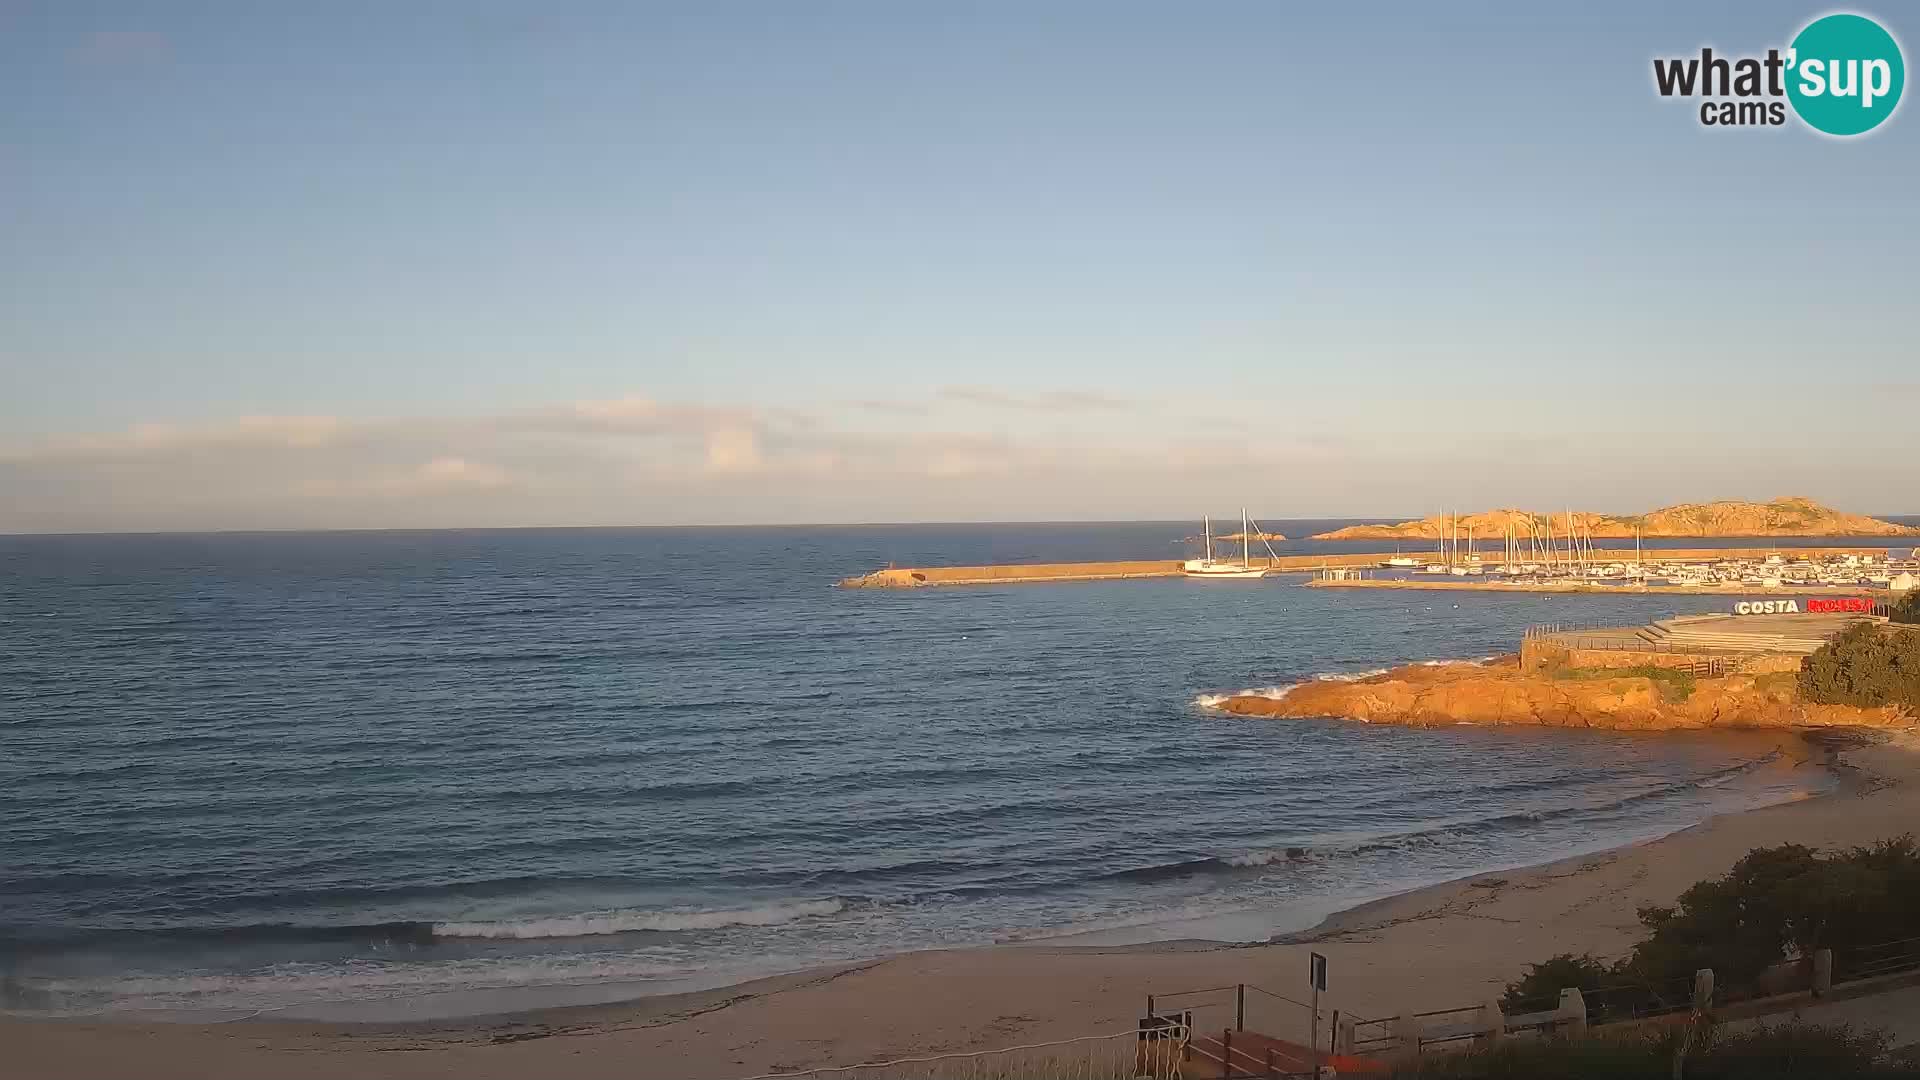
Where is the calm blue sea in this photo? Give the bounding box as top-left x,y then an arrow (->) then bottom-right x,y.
2,520 -> 1909,1021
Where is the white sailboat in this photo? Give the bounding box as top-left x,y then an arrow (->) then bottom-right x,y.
1183,509 -> 1270,579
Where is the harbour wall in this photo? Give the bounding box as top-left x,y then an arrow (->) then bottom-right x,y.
839,546 -> 1902,589
1518,641 -> 1806,675
838,553 -> 1387,588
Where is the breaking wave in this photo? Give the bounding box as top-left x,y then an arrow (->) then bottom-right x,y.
432,898 -> 846,940
1095,749 -> 1785,884
1313,667 -> 1391,683
1191,684 -> 1299,709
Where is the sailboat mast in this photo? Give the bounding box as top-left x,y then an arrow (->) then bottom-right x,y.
1242,507 -> 1250,567
1204,515 -> 1213,563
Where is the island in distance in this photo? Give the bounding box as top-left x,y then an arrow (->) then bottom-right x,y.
1311,496 -> 1920,540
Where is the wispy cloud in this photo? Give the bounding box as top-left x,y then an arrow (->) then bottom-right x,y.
836,386 -> 1136,419
0,392 -> 1184,530
5,387 -> 1907,532
301,457 -> 516,498
5,415 -> 347,464
936,386 -> 1134,411
846,398 -> 933,417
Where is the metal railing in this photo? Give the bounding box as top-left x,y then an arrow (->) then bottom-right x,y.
1144,982 -> 1318,1048
1347,1013 -> 1400,1056
1187,1027 -> 1315,1078
1145,982 -> 1332,1077
1523,621 -> 1638,638
727,1025 -> 1186,1080
1579,974 -> 1699,1023
1836,935 -> 1920,982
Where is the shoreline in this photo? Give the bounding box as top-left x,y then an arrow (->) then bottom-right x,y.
9,729 -> 1917,1079
1273,728 -> 1881,947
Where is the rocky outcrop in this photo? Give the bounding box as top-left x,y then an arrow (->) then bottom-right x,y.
1215,657 -> 1915,731
1180,532 -> 1287,543
1312,498 -> 1920,541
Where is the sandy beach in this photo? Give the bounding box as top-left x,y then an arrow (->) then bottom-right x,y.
5,728 -> 1916,1079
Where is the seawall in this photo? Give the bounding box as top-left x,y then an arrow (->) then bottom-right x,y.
839,546 -> 1901,589
1517,640 -> 1807,675
838,553 -> 1389,588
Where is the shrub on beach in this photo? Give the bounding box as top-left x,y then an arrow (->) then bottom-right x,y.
1890,590 -> 1920,625
1392,1022 -> 1918,1078
1499,953 -> 1610,1016
1501,839 -> 1920,1015
1797,623 -> 1920,707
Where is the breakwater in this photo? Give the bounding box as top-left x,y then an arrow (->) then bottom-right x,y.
838,553 -> 1389,588
838,547 -> 1899,589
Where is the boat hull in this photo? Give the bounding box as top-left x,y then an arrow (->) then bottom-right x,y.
1182,563 -> 1269,579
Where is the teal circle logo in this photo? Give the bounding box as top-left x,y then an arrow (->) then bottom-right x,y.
1786,13 -> 1905,136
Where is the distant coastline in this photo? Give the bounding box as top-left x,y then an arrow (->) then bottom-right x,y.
1313,497 -> 1920,541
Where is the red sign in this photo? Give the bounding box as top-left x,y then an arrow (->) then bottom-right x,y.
1806,597 -> 1873,614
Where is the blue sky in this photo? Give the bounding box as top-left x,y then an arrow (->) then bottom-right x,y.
2,2 -> 1915,530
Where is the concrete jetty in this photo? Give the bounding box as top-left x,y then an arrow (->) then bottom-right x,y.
838,553 -> 1388,588
838,546 -> 1900,589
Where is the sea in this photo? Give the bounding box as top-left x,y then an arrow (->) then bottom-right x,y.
3,520 -> 1913,1022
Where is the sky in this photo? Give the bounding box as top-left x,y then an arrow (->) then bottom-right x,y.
2,1 -> 1916,532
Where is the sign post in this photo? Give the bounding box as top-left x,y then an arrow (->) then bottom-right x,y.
1309,951 -> 1328,1076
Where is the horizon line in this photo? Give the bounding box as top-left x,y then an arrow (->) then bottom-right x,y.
5,511 -> 1919,541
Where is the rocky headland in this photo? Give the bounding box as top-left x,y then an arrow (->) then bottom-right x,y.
1214,656 -> 1916,732
1312,497 -> 1920,541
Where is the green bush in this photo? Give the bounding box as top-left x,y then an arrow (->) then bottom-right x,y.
1392,1022 -> 1917,1078
1556,665 -> 1698,702
1797,623 -> 1920,707
1499,953 -> 1609,1015
1891,590 -> 1920,626
1502,839 -> 1920,1011
1686,1022 -> 1917,1079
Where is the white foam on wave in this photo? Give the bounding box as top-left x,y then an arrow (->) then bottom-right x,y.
1223,848 -> 1306,867
1313,667 -> 1390,683
15,951 -> 704,1020
1190,684 -> 1299,710
433,898 -> 845,940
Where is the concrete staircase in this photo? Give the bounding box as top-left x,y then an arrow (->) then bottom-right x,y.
1635,615 -> 1867,656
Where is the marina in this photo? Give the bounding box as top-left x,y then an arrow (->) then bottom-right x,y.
1304,577 -> 1903,597
841,546 -> 1920,592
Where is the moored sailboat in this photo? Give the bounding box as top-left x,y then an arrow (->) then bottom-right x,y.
1183,509 -> 1271,579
